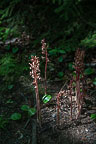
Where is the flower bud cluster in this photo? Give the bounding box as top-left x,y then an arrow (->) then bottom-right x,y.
41,39 -> 46,55
59,90 -> 65,95
29,56 -> 41,87
41,39 -> 49,62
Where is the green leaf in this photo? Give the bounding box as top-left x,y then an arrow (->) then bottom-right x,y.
58,72 -> 64,78
59,50 -> 66,54
6,99 -> 14,104
28,108 -> 36,117
10,113 -> 21,120
68,62 -> 74,70
21,105 -> 30,111
58,56 -> 63,62
0,116 -> 9,129
5,45 -> 10,50
42,94 -> 52,104
49,49 -> 58,55
12,47 -> 19,54
8,84 -> 14,90
90,113 -> 96,119
93,78 -> 96,85
55,4 -> 64,13
84,68 -> 94,75
65,47 -> 71,52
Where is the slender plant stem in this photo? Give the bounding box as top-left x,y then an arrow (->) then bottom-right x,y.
45,48 -> 47,95
57,93 -> 60,125
70,80 -> 72,119
35,78 -> 41,126
56,81 -> 68,125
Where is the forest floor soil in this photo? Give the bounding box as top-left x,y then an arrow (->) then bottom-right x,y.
0,78 -> 96,144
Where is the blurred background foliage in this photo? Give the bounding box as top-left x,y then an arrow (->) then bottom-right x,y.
0,0 -> 96,92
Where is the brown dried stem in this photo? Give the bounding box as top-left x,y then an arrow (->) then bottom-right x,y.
74,48 -> 85,118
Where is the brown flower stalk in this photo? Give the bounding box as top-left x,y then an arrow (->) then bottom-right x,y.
41,39 -> 49,95
57,92 -> 61,125
74,48 -> 85,118
57,91 -> 64,125
69,80 -> 73,120
29,56 -> 41,124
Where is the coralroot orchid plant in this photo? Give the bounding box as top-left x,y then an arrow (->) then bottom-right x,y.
57,90 -> 64,125
29,56 -> 41,124
29,40 -> 87,127
75,48 -> 85,118
69,80 -> 73,120
69,48 -> 85,119
41,39 -> 49,95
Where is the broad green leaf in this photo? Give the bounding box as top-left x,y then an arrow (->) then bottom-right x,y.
21,105 -> 30,111
91,114 -> 96,119
49,49 -> 58,55
58,72 -> 64,78
84,68 -> 94,75
12,47 -> 19,54
10,113 -> 21,120
58,56 -> 63,62
59,50 -> 66,54
42,94 -> 52,104
28,108 -> 36,117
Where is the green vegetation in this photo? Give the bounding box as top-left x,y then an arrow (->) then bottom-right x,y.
0,0 -> 96,143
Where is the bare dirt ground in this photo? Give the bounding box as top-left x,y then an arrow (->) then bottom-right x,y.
39,81 -> 96,144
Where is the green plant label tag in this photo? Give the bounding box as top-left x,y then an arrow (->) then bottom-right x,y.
42,94 -> 52,104
90,114 -> 96,119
